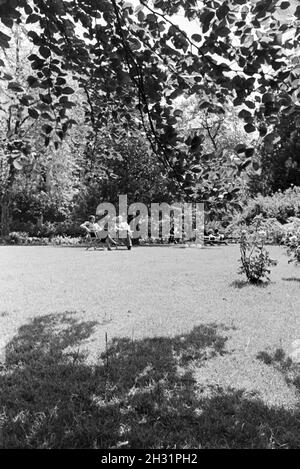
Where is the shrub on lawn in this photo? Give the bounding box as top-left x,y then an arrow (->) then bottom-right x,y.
284,223 -> 300,265
238,216 -> 277,284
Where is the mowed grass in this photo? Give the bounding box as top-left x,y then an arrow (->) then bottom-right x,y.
0,244 -> 300,448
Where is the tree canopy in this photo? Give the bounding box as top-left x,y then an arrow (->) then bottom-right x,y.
0,0 -> 300,231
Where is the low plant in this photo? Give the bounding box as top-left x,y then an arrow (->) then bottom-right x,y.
238,216 -> 277,284
51,235 -> 83,245
3,233 -> 84,246
5,232 -> 29,245
244,186 -> 300,224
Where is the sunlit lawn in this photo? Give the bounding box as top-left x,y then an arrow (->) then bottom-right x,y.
0,244 -> 300,448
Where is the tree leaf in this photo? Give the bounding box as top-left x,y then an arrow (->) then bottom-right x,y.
191,34 -> 202,42
245,147 -> 255,157
42,124 -> 52,135
238,109 -> 252,122
56,77 -> 66,86
128,38 -> 141,50
245,100 -> 256,109
0,31 -> 11,48
244,123 -> 256,133
24,4 -> 33,15
7,82 -> 23,92
39,45 -> 51,59
174,109 -> 183,118
200,10 -> 215,34
26,14 -> 40,23
1,17 -> 13,28
27,75 -> 39,88
280,2 -> 290,10
235,144 -> 247,154
61,87 -> 74,95
28,108 -> 39,119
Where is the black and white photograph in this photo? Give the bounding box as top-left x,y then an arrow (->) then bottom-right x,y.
0,0 -> 300,454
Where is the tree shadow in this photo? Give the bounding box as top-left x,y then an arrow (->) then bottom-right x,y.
0,315 -> 300,448
0,312 -> 9,318
257,348 -> 300,395
282,277 -> 300,283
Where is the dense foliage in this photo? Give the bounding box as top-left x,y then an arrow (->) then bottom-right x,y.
0,0 -> 300,235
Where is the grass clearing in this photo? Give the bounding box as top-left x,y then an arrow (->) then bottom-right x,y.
0,245 -> 300,448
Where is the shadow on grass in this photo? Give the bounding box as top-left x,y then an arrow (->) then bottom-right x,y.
257,348 -> 300,394
282,277 -> 300,283
0,312 -> 9,318
0,314 -> 300,449
230,279 -> 270,289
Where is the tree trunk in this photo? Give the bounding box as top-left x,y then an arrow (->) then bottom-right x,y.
37,213 -> 43,228
1,197 -> 11,237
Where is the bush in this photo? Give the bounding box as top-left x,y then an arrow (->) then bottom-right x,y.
205,220 -> 227,235
284,222 -> 300,265
5,232 -> 29,245
2,232 -> 84,246
227,216 -> 285,244
243,186 -> 300,225
226,186 -> 300,244
9,221 -> 84,238
238,216 -> 277,283
226,186 -> 300,234
26,237 -> 50,245
51,221 -> 83,238
51,236 -> 83,245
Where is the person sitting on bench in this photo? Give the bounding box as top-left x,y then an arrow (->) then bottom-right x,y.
204,228 -> 227,245
214,228 -> 223,240
80,215 -> 99,239
207,229 -> 216,241
80,215 -> 117,251
114,215 -> 133,250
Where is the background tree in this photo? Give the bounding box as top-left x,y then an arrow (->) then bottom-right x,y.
250,106 -> 300,194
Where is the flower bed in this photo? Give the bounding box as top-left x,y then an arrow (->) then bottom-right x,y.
1,232 -> 85,246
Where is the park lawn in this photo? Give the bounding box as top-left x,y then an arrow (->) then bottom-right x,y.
0,244 -> 300,448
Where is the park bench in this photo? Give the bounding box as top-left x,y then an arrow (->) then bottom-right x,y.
204,235 -> 228,246
115,230 -> 132,250
85,230 -> 132,250
85,231 -> 107,250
